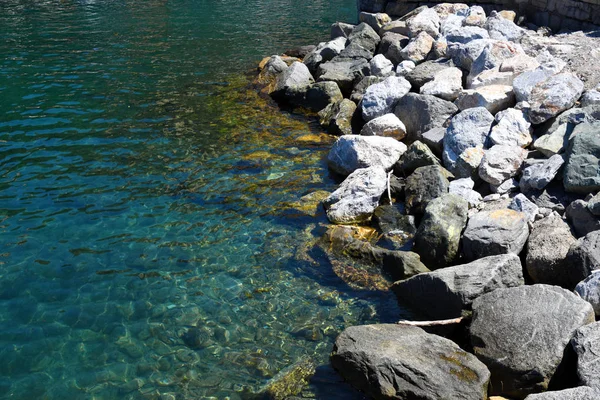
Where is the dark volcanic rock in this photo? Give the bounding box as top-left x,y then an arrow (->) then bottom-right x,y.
331,324 -> 490,400
404,165 -> 450,215
395,140 -> 441,176
393,254 -> 524,320
470,285 -> 595,398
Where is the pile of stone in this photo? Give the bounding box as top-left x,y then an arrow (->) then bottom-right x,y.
256,3 -> 600,399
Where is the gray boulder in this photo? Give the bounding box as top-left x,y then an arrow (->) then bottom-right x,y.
566,230 -> 600,289
449,177 -> 483,208
324,166 -> 387,224
566,200 -> 600,238
395,140 -> 440,176
484,11 -> 525,41
406,7 -> 440,38
489,108 -> 532,148
525,387 -> 600,400
400,31 -> 434,64
361,76 -> 411,121
422,127 -> 445,157
347,22 -> 381,54
303,37 -> 348,74
454,147 -> 485,180
368,54 -> 394,77
350,75 -> 382,103
413,194 -> 468,269
478,144 -> 527,186
327,134 -> 407,176
331,324 -> 490,400
447,39 -> 494,71
581,89 -> 600,107
462,209 -> 529,261
395,93 -> 458,143
271,62 -> 314,102
359,11 -> 391,32
564,122 -> 600,194
442,107 -> 494,174
588,192 -> 600,216
513,57 -> 567,103
405,59 -> 454,89
318,99 -> 357,136
520,154 -> 564,193
360,113 -> 406,140
508,193 -> 539,222
571,322 -> 600,390
470,284 -> 595,398
526,212 -> 577,287
528,73 -> 585,124
304,81 -> 343,111
467,41 -> 523,89
393,254 -> 524,319
405,165 -> 450,214
330,22 -> 355,39
378,32 -> 409,65
575,271 -> 600,316
316,59 -> 370,96
420,67 -> 463,101
396,60 -> 415,76
445,26 -> 489,44
455,85 -> 516,115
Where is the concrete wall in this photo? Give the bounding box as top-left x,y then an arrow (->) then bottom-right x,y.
359,0 -> 600,31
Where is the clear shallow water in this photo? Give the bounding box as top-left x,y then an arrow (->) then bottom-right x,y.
0,1 -> 403,398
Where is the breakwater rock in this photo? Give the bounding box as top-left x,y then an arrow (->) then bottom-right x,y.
255,3 -> 600,399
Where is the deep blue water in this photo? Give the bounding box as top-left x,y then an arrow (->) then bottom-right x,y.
0,1 -> 402,398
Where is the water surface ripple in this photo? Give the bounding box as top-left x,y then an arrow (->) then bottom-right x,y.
0,0 -> 402,398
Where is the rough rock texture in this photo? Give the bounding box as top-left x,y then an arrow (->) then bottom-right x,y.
318,99 -> 357,136
327,134 -> 407,176
513,58 -> 566,103
566,230 -> 600,289
395,140 -> 440,176
528,73 -> 585,125
378,32 -> 409,65
455,85 -> 515,115
449,177 -> 482,208
304,81 -> 344,111
396,60 -> 415,76
361,76 -> 411,121
369,54 -> 394,77
400,31 -> 434,64
271,62 -> 314,102
447,39 -> 494,71
393,254 -> 524,320
526,212 -> 577,287
405,165 -> 449,215
413,194 -> 468,269
324,166 -> 387,224
508,193 -> 539,222
489,108 -> 532,148
406,7 -> 440,38
373,204 -> 417,251
421,127 -> 444,157
360,113 -> 406,140
566,200 -> 600,238
524,387 -> 600,400
350,75 -> 382,103
331,324 -> 490,400
484,11 -> 524,41
575,271 -> 600,316
588,192 -> 600,216
405,59 -> 454,89
359,11 -> 391,32
316,59 -> 370,96
330,22 -> 355,39
564,122 -> 600,194
420,67 -> 462,101
467,41 -> 523,89
571,322 -> 600,390
462,209 -> 529,261
347,22 -> 380,54
394,93 -> 458,143
478,145 -> 527,186
470,285 -> 595,398
520,154 -> 564,193
443,107 -> 494,174
303,37 -> 347,74
455,147 -> 485,180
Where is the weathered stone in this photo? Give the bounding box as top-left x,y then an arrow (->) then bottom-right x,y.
571,322 -> 600,390
316,59 -> 370,96
588,192 -> 600,216
462,209 -> 529,261
393,254 -> 524,319
394,93 -> 458,143
420,67 -> 463,101
499,54 -> 540,77
380,20 -> 410,37
508,193 -> 539,222
337,41 -> 375,60
318,99 -> 357,136
489,108 -> 532,148
463,5 -> 486,27
478,145 -> 527,186
484,11 -> 525,41
526,212 -> 577,286
361,76 -> 411,121
491,178 -> 519,195
406,7 -> 440,38
470,285 -> 595,398
455,147 -> 485,180
303,37 -> 348,74
566,230 -> 600,289
529,182 -> 580,214
468,41 -> 524,89
447,39 -> 494,71
432,37 -> 448,59
330,22 -> 355,40
360,113 -> 406,140
324,167 -> 387,224
564,122 -> 600,194
525,387 -> 600,400
405,165 -> 450,215
433,3 -> 468,20
331,324 -> 491,400
378,32 -> 408,65
400,31 -> 434,64
350,75 -> 382,103
413,193 -> 468,269
520,154 -> 564,193
456,85 -> 515,115
405,59 -> 454,89
304,81 -> 343,111
395,60 -> 415,76
395,140 -> 440,176
421,127 -> 444,157
369,54 -> 394,77
533,124 -> 571,158
347,22 -> 381,54
327,134 -> 407,176
443,107 -> 494,174
359,12 -> 391,32
271,62 -> 314,102
581,90 -> 600,107
449,177 -> 482,208
575,271 -> 600,316
528,73 -> 584,124
513,59 -> 567,103
445,26 -> 489,44
373,204 -> 417,251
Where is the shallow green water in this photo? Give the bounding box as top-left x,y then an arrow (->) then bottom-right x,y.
0,1 -> 404,398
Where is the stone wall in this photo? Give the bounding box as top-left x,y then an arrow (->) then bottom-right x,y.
359,0 -> 600,31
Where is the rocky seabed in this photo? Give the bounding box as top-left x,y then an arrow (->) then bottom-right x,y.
255,3 -> 600,400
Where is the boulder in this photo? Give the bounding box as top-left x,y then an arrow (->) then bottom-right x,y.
489,108 -> 532,148
359,12 -> 391,32
463,6 -> 486,27
499,53 -> 540,78
337,41 -> 375,60
304,81 -> 343,111
378,32 -> 409,65
447,39 -> 494,71
445,26 -> 489,44
396,60 -> 415,76
405,59 -> 454,89
564,122 -> 600,194
347,22 -> 381,54
361,76 -> 411,121
588,192 -> 600,216
350,75 -> 382,103
520,154 -> 564,193
324,166 -> 387,224
575,271 -> 600,316
528,73 -> 584,124
566,200 -> 600,238
478,145 -> 528,186
406,7 -> 440,38
420,67 -> 463,101
284,45 -> 316,59
400,31 -> 434,64
422,127 -> 445,157
372,204 -> 417,251
395,140 -> 441,176
413,193 -> 469,269
330,22 -> 355,39
528,182 -> 580,214
525,387 -> 600,400
405,165 -> 450,214
331,324 -> 491,400
271,62 -> 314,102
581,89 -> 600,107
513,57 -> 566,103
327,134 -> 407,176
484,11 -> 525,41
470,285 -> 595,398
395,93 -> 458,143
318,99 -> 357,136
360,113 -> 406,140
508,193 -> 539,222
432,37 -> 448,59
303,37 -> 348,74
449,177 -> 483,208
566,230 -> 600,289
393,254 -> 524,319
369,54 -> 394,77
571,322 -> 600,390
526,212 -> 577,286
255,55 -> 288,93
467,41 -> 524,89
454,147 -> 485,180
316,59 -> 370,96
455,85 -> 516,115
442,107 -> 494,174
462,209 -> 529,261
380,20 -> 410,36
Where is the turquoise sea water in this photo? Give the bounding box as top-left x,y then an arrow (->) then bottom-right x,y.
0,1 -> 403,398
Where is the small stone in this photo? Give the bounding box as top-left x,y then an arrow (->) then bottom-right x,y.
361,76 -> 411,121
360,113 -> 406,140
478,145 -> 527,186
489,108 -> 532,148
420,67 -> 463,101
405,165 -> 450,215
318,99 -> 357,136
520,154 -> 564,193
455,85 -> 515,115
400,31 -> 434,64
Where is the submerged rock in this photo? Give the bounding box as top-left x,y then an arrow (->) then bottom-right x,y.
253,357 -> 316,400
331,324 -> 490,400
271,62 -> 314,103
318,99 -> 356,136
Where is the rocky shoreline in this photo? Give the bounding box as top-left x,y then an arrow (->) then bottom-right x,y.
254,4 -> 600,399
